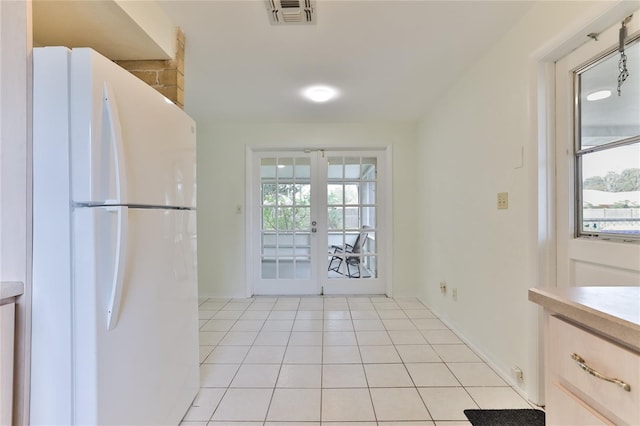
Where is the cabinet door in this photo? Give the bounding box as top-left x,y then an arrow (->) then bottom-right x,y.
549,316 -> 639,424
0,303 -> 15,425
547,382 -> 611,426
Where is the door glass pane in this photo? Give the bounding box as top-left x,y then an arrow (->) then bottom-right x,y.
276,207 -> 294,230
278,158 -> 294,179
294,184 -> 311,206
327,156 -> 378,280
262,261 -> 276,279
262,183 -> 276,205
279,259 -> 294,279
581,143 -> 640,235
275,185 -> 290,206
261,158 -> 277,178
328,207 -> 343,230
295,258 -> 311,279
327,184 -> 343,204
344,158 -> 361,179
261,156 -> 313,280
344,184 -> 359,205
262,207 -> 276,230
295,207 -> 311,229
328,157 -> 344,179
576,40 -> 640,238
361,182 -> 376,204
295,158 -> 311,179
344,206 -> 360,229
362,256 -> 377,278
579,41 -> 639,149
362,206 -> 377,228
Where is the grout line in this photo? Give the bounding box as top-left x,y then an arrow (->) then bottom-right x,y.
207,299 -> 254,422
189,296 -> 530,425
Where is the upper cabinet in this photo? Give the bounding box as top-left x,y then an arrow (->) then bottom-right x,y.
32,0 -> 176,60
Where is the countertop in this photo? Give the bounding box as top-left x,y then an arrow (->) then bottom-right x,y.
529,286 -> 640,352
0,281 -> 24,302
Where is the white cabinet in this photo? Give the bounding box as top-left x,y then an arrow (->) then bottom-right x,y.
0,301 -> 15,425
546,381 -> 609,426
0,281 -> 23,426
545,315 -> 640,426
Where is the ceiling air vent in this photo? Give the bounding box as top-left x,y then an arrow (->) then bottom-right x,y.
266,0 -> 315,25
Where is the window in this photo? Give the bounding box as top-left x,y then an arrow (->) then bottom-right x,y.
574,39 -> 640,240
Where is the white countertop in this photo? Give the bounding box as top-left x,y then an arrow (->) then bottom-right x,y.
529,286 -> 640,352
0,281 -> 24,301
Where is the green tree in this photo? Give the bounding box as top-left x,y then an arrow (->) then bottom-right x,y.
584,168 -> 640,192
583,176 -> 606,191
619,168 -> 640,191
262,183 -> 311,230
604,171 -> 621,192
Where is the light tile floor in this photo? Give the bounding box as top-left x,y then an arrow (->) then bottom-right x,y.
181,296 -> 536,426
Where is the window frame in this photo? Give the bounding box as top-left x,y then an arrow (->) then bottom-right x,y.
573,36 -> 640,242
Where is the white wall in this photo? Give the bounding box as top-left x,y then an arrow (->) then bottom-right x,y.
415,0 -> 611,403
195,122 -> 418,298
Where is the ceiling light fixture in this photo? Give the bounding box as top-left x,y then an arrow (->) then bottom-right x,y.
302,85 -> 339,103
586,90 -> 612,101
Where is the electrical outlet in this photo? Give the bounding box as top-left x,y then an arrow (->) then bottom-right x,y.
440,281 -> 447,294
452,288 -> 457,301
497,192 -> 509,209
511,366 -> 524,382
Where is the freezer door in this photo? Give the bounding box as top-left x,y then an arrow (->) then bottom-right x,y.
69,48 -> 196,208
73,206 -> 199,425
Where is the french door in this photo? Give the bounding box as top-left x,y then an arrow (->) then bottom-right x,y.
249,149 -> 387,295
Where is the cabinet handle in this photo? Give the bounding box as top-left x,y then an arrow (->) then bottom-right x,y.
571,353 -> 631,392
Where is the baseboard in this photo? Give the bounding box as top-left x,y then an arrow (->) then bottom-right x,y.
197,293 -> 238,301
416,296 -> 543,408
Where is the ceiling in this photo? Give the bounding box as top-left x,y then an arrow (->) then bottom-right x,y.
159,1 -> 534,122
34,0 -> 537,123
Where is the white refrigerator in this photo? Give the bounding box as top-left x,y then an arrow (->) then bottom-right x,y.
32,47 -> 199,425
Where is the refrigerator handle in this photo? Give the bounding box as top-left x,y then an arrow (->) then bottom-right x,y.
103,82 -> 128,204
106,206 -> 129,331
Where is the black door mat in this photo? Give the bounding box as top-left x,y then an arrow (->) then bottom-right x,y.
464,408 -> 545,426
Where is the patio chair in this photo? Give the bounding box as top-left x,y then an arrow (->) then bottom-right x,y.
327,226 -> 371,278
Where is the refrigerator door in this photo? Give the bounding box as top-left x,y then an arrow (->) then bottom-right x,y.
68,47 -> 196,208
31,47 -> 74,425
73,206 -> 199,425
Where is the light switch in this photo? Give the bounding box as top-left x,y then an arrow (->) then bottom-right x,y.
497,192 -> 508,209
